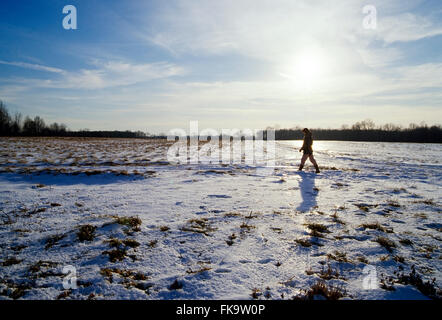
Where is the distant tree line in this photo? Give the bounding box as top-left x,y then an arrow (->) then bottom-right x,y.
272,119 -> 442,143
0,100 -> 147,138
1,101 -> 441,142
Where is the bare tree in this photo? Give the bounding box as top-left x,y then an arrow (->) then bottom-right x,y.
0,100 -> 11,135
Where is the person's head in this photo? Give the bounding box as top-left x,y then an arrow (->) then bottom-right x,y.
302,128 -> 310,135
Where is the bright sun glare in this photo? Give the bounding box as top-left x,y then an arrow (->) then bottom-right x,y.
281,49 -> 328,89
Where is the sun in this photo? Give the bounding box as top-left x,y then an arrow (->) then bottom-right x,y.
280,49 -> 328,89
293,52 -> 323,82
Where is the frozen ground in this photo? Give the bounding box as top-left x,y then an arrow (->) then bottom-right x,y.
0,137 -> 441,300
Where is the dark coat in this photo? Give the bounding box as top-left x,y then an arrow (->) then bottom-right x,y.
301,132 -> 313,154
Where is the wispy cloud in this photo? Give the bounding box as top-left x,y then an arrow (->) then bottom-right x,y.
1,0 -> 441,131
0,60 -> 65,73
6,60 -> 185,90
376,13 -> 442,43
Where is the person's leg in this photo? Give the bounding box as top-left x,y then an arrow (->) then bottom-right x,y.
308,155 -> 320,173
299,154 -> 309,171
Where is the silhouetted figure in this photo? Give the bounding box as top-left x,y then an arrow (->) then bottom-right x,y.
298,128 -> 320,173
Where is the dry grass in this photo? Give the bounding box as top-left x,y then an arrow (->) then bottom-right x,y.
360,222 -> 393,233
331,211 -> 346,225
181,218 -> 217,236
226,233 -> 237,246
413,199 -> 435,206
317,264 -> 343,280
240,222 -> 256,231
327,250 -> 350,263
305,223 -> 329,238
77,225 -> 96,241
186,266 -> 212,274
294,280 -> 346,300
103,248 -> 127,262
295,238 -> 313,247
1,257 -> 22,266
387,200 -> 401,208
399,238 -> 413,246
113,216 -> 142,231
168,279 -> 183,290
100,267 -> 148,283
45,233 -> 66,249
375,236 -> 396,253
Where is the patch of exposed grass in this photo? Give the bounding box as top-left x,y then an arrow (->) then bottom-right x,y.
393,255 -> 406,264
240,222 -> 256,231
413,199 -> 435,206
0,282 -> 31,299
380,274 -> 396,291
399,238 -> 413,246
159,225 -> 170,232
186,266 -> 212,274
360,222 -> 393,233
245,212 -> 259,219
100,267 -> 148,284
2,257 -> 22,266
10,244 -> 27,252
305,223 -> 329,238
387,200 -> 401,208
223,212 -> 241,218
113,216 -> 142,231
226,233 -> 237,246
57,290 -> 72,300
251,288 -> 262,299
331,211 -> 345,225
317,264 -> 343,280
396,266 -> 440,299
375,236 -> 396,253
123,239 -> 140,248
103,248 -> 127,263
181,218 -> 217,236
148,240 -> 158,248
327,251 -> 350,263
45,233 -> 66,250
295,238 -> 312,247
105,238 -> 123,248
28,260 -> 61,278
294,280 -> 346,300
354,203 -> 371,212
270,227 -> 283,233
77,225 -> 96,242
305,223 -> 328,233
168,279 -> 183,290
356,256 -> 369,264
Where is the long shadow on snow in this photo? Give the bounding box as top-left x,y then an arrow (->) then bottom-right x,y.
296,172 -> 318,212
0,172 -> 145,186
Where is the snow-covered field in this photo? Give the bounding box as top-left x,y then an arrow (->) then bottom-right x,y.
0,137 -> 441,300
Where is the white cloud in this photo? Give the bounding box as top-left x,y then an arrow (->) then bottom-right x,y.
376,13 -> 442,43
0,60 -> 65,73
2,0 -> 441,131
7,60 -> 185,90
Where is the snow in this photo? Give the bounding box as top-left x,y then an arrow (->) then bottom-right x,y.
0,137 -> 440,300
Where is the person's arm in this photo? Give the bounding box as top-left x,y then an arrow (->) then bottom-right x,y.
299,137 -> 306,152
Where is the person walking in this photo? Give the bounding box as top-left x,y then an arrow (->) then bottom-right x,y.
299,128 -> 320,173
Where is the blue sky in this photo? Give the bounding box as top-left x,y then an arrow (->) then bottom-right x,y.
0,0 -> 441,133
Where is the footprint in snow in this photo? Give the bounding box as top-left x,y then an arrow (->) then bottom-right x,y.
257,258 -> 273,264
208,195 -> 232,199
214,268 -> 232,273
